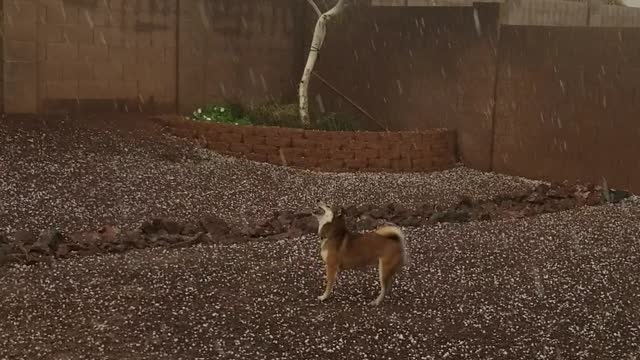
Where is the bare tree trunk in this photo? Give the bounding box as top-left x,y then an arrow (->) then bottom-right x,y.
299,0 -> 346,126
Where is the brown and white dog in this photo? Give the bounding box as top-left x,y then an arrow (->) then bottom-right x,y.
312,200 -> 409,306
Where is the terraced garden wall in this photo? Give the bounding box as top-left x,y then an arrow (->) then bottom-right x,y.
155,117 -> 457,173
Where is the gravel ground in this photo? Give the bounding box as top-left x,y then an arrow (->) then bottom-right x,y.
2,114 -> 639,359
0,114 -> 538,234
1,200 -> 639,359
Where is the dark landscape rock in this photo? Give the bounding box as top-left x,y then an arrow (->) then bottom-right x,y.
199,215 -> 230,237
0,182 -> 633,268
179,222 -> 199,236
428,211 -> 448,225
69,231 -> 101,247
290,215 -> 317,235
246,182 -> 632,238
55,244 -> 70,258
13,230 -> 36,246
97,225 -> 120,242
0,233 -> 9,245
0,242 -> 12,265
356,215 -> 378,230
140,219 -> 163,235
37,229 -> 64,252
277,211 -> 296,226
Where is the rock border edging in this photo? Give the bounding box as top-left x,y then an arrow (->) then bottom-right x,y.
1,182 -> 630,268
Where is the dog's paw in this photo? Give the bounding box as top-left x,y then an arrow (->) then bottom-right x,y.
369,299 -> 382,306
318,294 -> 329,301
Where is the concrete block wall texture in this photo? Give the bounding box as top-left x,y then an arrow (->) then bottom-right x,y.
371,0 -> 505,5
499,0 -> 640,27
590,4 -> 640,27
3,0 -> 177,114
493,26 -> 640,193
177,0 -> 303,114
3,0 -> 38,113
156,117 -> 457,173
500,0 -> 589,26
308,3 -> 500,171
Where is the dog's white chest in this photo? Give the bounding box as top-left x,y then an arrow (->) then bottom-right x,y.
320,239 -> 329,262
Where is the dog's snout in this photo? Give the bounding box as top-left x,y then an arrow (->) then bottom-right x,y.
313,200 -> 327,215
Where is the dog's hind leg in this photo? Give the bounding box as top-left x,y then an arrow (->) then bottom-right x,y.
370,255 -> 402,306
371,258 -> 388,306
318,262 -> 338,302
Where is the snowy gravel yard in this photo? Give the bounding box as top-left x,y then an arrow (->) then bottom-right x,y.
1,115 -> 639,359
1,202 -> 639,359
0,115 -> 537,234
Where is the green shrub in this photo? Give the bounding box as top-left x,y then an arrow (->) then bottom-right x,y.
314,112 -> 359,132
190,102 -> 362,131
192,104 -> 252,126
247,103 -> 302,128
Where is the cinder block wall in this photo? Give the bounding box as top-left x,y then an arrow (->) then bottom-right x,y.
309,3 -> 500,171
3,0 -> 38,113
3,0 -> 177,114
2,0 -> 302,115
177,0 -> 303,114
493,25 -> 640,193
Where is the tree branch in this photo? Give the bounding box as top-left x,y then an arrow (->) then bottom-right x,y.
299,0 -> 346,126
306,0 -> 322,17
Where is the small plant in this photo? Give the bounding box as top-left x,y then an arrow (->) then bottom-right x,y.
602,177 -> 612,203
190,102 -> 362,131
314,112 -> 359,131
192,104 -> 252,126
248,103 -> 301,128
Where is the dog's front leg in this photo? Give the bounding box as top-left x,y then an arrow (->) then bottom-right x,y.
318,262 -> 338,301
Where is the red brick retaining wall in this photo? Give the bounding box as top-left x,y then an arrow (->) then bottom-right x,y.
156,117 -> 457,173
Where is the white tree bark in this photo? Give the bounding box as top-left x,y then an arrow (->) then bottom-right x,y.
299,0 -> 346,126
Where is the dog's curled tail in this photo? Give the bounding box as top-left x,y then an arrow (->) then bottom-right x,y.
375,226 -> 410,266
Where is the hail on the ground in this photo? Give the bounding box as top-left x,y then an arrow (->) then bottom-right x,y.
0,120 -> 540,235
